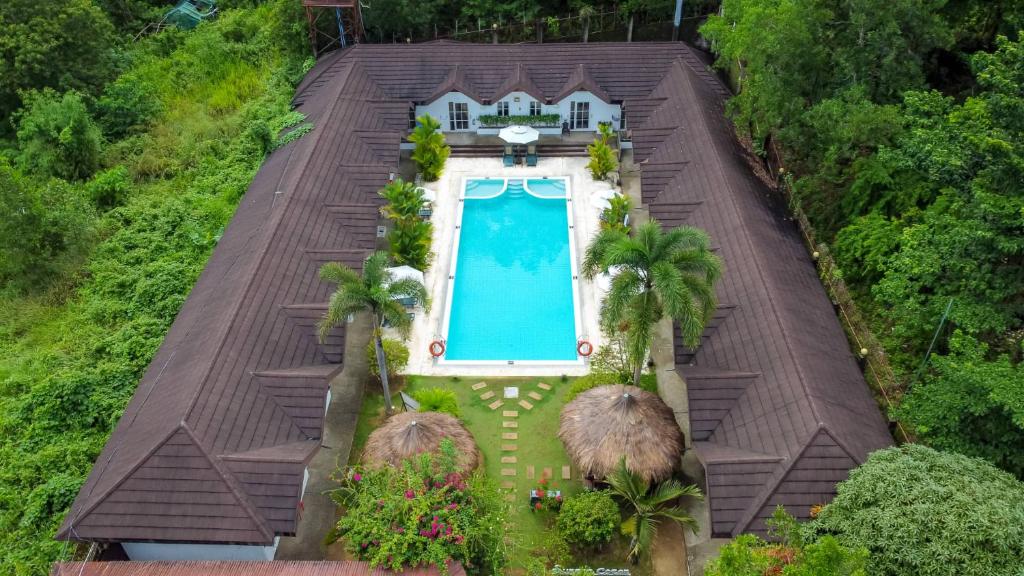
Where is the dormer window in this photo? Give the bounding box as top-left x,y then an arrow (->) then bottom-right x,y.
496,101 -> 509,117
529,101 -> 542,116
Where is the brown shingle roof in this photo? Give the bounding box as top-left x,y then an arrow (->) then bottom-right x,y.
51,561 -> 466,576
59,41 -> 889,546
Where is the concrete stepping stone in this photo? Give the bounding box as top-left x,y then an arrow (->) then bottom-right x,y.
518,400 -> 534,410
501,444 -> 517,451
471,382 -> 488,391
501,468 -> 516,477
526,465 -> 535,479
501,456 -> 517,464
502,421 -> 518,428
480,391 -> 495,400
527,391 -> 543,401
504,493 -> 516,502
537,382 -> 552,391
502,410 -> 519,418
562,466 -> 571,480
542,467 -> 553,480
502,432 -> 518,440
501,481 -> 515,489
488,400 -> 504,410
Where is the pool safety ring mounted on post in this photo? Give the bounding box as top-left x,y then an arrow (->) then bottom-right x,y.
429,340 -> 446,358
577,340 -> 593,357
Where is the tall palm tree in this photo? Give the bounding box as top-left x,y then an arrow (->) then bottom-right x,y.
583,220 -> 721,386
606,457 -> 703,564
408,114 -> 450,182
318,251 -> 429,415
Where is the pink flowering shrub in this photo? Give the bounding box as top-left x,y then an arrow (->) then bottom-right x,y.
329,439 -> 507,575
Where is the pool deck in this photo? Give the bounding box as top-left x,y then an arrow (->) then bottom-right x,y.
401,156 -> 611,376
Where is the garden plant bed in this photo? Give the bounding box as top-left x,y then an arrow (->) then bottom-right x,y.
349,375 -> 654,574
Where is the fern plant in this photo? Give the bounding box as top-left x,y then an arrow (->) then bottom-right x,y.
409,114 -> 450,182
412,387 -> 460,418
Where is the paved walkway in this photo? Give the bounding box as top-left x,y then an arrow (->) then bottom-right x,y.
275,313 -> 372,560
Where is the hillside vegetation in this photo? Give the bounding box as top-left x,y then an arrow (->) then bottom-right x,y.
0,2 -> 308,573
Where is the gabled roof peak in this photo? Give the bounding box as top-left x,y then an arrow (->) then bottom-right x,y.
492,63 -> 546,102
555,63 -> 610,103
423,64 -> 482,104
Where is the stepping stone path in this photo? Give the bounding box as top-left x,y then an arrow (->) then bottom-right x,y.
501,456 -> 517,464
562,466 -> 571,480
472,382 -> 488,391
542,467 -> 553,480
480,391 -> 495,400
518,400 -> 534,410
537,382 -> 552,391
526,465 -> 535,479
487,400 -> 504,410
502,432 -> 518,440
502,411 -> 518,418
501,481 -> 515,489
527,391 -> 543,401
501,444 -> 517,451
501,468 -> 516,477
502,421 -> 518,428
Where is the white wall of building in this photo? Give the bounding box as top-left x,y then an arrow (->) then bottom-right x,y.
123,539 -> 280,561
415,90 -> 620,134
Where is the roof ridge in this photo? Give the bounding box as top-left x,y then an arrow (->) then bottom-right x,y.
554,63 -> 610,103
181,59 -> 361,427
56,425 -> 182,540
181,424 -> 276,542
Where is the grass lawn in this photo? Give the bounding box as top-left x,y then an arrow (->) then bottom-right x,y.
349,375 -> 653,575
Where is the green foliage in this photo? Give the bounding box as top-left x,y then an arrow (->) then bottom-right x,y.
380,179 -> 433,270
895,332 -> 1024,477
557,490 -> 619,548
329,440 -> 509,575
583,221 -> 720,385
0,161 -> 95,291
15,90 -> 104,181
409,114 -> 451,182
365,338 -> 411,381
586,138 -> 617,180
810,444 -> 1024,576
412,387 -> 460,418
477,113 -> 560,127
0,2 -> 310,571
606,457 -> 702,562
0,0 -> 115,123
832,212 -> 905,286
97,75 -> 163,139
85,166 -> 132,210
705,508 -> 868,576
600,194 -> 632,233
564,373 -> 624,403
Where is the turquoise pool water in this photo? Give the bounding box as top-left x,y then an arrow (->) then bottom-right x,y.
444,178 -> 577,361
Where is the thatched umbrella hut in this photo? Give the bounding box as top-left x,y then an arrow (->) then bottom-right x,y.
363,411 -> 480,472
559,384 -> 683,484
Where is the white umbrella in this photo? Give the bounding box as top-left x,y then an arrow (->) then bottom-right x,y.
594,196 -> 612,210
594,188 -> 621,201
417,187 -> 437,203
386,265 -> 424,286
498,125 -> 540,145
595,265 -> 623,293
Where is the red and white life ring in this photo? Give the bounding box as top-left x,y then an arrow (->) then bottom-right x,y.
429,340 -> 446,358
577,340 -> 594,357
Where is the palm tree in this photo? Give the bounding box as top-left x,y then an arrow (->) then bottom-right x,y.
318,251 -> 429,415
606,457 -> 703,563
408,114 -> 450,182
583,220 -> 720,386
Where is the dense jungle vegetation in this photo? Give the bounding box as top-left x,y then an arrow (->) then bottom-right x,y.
0,1 -> 311,573
1,0 -> 1022,574
703,0 -> 1024,479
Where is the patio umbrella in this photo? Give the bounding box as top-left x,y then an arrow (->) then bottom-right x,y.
417,187 -> 437,203
386,265 -> 425,285
498,125 -> 540,145
594,187 -> 620,201
363,411 -> 480,472
594,196 -> 612,210
595,265 -> 622,293
559,384 -> 683,484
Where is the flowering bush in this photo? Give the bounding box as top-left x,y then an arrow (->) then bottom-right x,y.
529,477 -> 563,512
329,439 -> 507,575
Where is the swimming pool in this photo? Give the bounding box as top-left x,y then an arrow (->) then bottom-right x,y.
441,177 -> 580,363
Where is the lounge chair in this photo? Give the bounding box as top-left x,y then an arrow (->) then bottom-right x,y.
503,145 -> 514,167
526,145 -> 538,167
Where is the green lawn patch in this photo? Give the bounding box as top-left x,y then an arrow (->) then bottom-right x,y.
350,375 -> 653,574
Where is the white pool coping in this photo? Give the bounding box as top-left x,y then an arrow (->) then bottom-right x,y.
436,175 -> 583,367
402,156 -> 615,377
